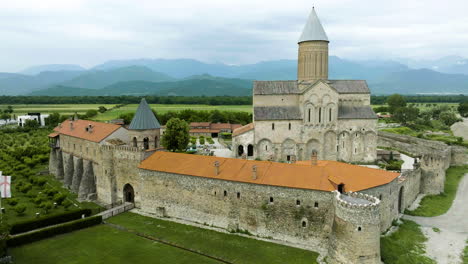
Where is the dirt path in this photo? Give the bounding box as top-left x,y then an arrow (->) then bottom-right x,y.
403,173 -> 468,264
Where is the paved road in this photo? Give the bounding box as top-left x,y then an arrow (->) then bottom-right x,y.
404,173 -> 468,264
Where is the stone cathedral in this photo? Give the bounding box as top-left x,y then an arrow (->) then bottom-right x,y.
233,8 -> 378,163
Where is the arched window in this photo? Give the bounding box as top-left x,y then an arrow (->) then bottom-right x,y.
247,145 -> 254,157
143,137 -> 149,150
238,145 -> 244,156
318,108 -> 322,123
272,123 -> 275,130
133,137 -> 137,147
329,108 -> 332,122
302,221 -> 307,227
288,123 -> 291,130
154,136 -> 159,148
308,108 -> 311,122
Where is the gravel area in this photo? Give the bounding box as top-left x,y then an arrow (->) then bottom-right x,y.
451,118 -> 468,141
404,173 -> 468,264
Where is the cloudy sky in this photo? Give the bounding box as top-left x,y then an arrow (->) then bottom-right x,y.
2,0 -> 468,72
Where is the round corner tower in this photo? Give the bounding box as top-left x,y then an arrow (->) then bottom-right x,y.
128,98 -> 161,150
328,191 -> 381,264
297,7 -> 329,83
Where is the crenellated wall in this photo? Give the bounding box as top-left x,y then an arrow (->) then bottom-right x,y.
328,191 -> 381,264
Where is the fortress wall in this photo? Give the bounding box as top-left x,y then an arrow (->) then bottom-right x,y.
360,179 -> 399,232
400,168 -> 422,210
138,169 -> 335,252
377,131 -> 453,194
328,192 -> 381,264
113,147 -> 146,207
451,145 -> 468,165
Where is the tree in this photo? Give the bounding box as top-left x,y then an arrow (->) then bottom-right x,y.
45,112 -> 61,127
387,94 -> 407,114
393,106 -> 419,125
98,106 -> 107,113
24,119 -> 39,129
458,102 -> 468,117
161,118 -> 190,152
4,105 -> 13,114
439,111 -> 459,126
85,109 -> 98,118
0,112 -> 10,122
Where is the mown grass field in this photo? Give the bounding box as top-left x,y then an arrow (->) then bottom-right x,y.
10,212 -> 319,264
406,165 -> 468,217
93,104 -> 252,121
0,104 -> 116,116
9,224 -> 221,264
372,102 -> 459,111
381,220 -> 435,264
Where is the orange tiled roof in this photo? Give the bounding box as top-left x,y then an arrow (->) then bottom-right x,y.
139,152 -> 399,192
54,120 -> 122,143
190,122 -> 211,127
210,123 -> 232,130
190,129 -> 219,133
232,123 -> 254,137
48,132 -> 59,138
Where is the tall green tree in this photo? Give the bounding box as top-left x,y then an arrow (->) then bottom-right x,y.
393,106 -> 419,125
387,94 -> 407,114
161,118 -> 190,152
458,102 -> 468,117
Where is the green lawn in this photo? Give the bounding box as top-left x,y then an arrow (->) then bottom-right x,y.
9,224 -> 221,264
94,104 -> 252,121
106,212 -> 318,264
0,104 -> 116,116
406,165 -> 468,217
381,220 -> 435,264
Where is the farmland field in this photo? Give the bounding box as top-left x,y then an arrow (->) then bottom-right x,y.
93,104 -> 252,121
0,104 -> 117,117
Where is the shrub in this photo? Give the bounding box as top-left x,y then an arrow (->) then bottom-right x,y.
33,177 -> 47,187
7,215 -> 102,247
44,187 -> 58,197
19,183 -> 32,193
15,205 -> 27,216
199,137 -> 205,145
53,193 -> 67,205
40,202 -> 54,214
7,198 -> 18,206
62,200 -> 72,210
10,208 -> 92,235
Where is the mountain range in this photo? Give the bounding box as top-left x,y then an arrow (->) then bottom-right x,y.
1,56 -> 468,96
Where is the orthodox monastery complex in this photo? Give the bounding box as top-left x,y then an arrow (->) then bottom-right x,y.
47,8 -> 467,264
233,8 -> 377,163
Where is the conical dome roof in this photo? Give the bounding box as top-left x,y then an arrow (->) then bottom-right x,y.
298,8 -> 329,43
128,98 -> 161,130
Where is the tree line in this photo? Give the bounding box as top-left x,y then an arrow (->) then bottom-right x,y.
0,95 -> 466,105
370,94 -> 468,105
0,96 -> 252,105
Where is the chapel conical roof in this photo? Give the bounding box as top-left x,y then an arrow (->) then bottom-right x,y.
128,98 -> 161,130
298,7 -> 329,43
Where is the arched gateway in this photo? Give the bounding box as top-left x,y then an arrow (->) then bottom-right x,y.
123,184 -> 135,203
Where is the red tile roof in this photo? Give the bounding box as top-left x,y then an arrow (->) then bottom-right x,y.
232,123 -> 254,137
139,152 -> 399,192
54,120 -> 122,143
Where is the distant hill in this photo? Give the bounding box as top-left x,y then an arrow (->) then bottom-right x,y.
30,75 -> 252,96
4,57 -> 468,96
0,71 -> 83,95
21,64 -> 86,75
59,66 -> 175,89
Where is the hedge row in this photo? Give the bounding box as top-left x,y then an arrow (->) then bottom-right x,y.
11,208 -> 92,235
7,215 -> 102,247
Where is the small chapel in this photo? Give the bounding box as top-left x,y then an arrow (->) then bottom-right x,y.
233,8 -> 378,163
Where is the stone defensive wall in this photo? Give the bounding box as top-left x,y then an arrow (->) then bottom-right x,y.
378,131 -> 467,194
328,191 -> 381,264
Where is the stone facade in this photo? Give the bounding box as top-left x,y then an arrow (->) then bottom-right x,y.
233,11 -> 378,164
